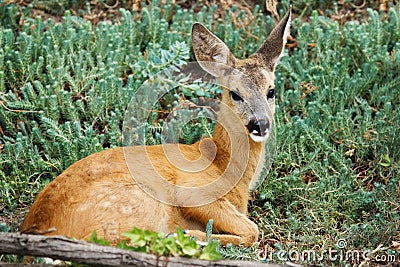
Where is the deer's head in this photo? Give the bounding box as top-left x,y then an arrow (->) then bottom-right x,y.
191,8 -> 291,142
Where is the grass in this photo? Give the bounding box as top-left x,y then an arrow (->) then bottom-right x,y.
1,0 -> 399,265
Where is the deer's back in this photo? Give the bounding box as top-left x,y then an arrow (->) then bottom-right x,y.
20,142 -> 224,240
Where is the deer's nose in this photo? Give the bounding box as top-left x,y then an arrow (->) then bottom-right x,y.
246,119 -> 270,136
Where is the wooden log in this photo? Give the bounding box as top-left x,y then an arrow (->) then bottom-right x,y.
0,232 -> 291,267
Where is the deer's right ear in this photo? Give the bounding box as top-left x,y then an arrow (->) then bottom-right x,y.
192,23 -> 235,77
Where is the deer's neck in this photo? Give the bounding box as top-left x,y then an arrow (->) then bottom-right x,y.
211,104 -> 265,211
213,122 -> 264,183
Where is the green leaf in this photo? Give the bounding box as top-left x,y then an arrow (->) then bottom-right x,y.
182,243 -> 199,257
89,230 -> 98,242
199,241 -> 223,260
379,154 -> 391,167
175,227 -> 186,245
122,227 -> 143,241
122,227 -> 147,247
88,230 -> 110,246
117,239 -> 135,250
164,237 -> 180,256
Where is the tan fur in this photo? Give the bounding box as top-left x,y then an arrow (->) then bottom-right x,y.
21,9 -> 291,247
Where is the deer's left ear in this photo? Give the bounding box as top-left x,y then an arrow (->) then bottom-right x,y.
255,7 -> 291,71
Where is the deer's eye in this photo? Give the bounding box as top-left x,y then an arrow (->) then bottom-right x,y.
267,88 -> 275,99
230,91 -> 243,102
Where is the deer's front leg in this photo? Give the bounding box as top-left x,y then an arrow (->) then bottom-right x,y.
182,199 -> 259,246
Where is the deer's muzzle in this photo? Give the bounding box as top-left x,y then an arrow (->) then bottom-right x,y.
246,119 -> 270,142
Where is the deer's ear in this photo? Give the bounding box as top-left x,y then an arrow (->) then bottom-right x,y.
191,23 -> 235,77
255,7 -> 291,71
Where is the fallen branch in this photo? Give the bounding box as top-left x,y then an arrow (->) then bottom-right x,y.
0,232 -> 289,267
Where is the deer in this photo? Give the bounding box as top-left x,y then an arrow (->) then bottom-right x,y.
21,8 -> 291,247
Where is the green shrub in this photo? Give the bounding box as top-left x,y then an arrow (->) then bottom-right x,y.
0,0 -> 399,264
90,226 -> 222,260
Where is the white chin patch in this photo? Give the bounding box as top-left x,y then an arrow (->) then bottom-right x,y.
250,131 -> 269,142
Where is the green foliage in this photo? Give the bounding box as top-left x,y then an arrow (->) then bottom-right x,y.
0,0 -> 399,265
279,0 -> 398,18
89,226 -> 222,260
89,230 -> 111,246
